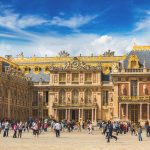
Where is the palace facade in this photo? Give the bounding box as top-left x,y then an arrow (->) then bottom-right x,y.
0,45 -> 150,124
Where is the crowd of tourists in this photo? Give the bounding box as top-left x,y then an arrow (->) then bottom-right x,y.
99,120 -> 150,142
0,119 -> 150,142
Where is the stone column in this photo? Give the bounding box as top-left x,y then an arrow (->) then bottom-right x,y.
55,109 -> 58,121
92,109 -> 94,123
140,104 -> 142,121
82,109 -> 84,121
95,108 -> 97,122
126,103 -> 128,120
68,109 -> 70,121
79,109 -> 81,122
147,104 -> 149,121
66,109 -> 68,120
8,88 -> 11,119
119,103 -> 121,119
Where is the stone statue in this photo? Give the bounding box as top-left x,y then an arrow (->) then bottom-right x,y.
121,84 -> 127,95
103,50 -> 115,57
58,50 -> 70,57
143,84 -> 148,95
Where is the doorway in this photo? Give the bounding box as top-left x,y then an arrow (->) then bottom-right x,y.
71,110 -> 78,121
129,104 -> 139,123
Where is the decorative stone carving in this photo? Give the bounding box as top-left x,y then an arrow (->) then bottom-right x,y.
54,97 -> 58,102
49,57 -> 102,72
112,63 -> 119,73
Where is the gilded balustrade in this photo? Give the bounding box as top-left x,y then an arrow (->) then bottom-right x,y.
119,96 -> 150,102
53,100 -> 97,107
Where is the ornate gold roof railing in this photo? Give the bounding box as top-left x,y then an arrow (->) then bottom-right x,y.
119,96 -> 150,102
53,101 -> 97,107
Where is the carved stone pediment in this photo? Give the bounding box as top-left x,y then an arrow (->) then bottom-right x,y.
50,57 -> 102,72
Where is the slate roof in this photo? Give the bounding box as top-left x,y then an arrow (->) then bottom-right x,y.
124,50 -> 150,69
25,68 -> 50,83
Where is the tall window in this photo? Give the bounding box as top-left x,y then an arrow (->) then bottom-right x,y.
44,91 -> 49,105
72,89 -> 79,104
131,61 -> 136,68
85,89 -> 92,104
72,73 -> 79,82
32,91 -> 38,106
102,91 -> 109,105
85,73 -> 92,82
59,89 -> 66,104
131,80 -> 137,96
59,73 -> 66,82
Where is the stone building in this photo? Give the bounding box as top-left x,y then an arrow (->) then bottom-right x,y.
0,45 -> 150,124
0,56 -> 31,121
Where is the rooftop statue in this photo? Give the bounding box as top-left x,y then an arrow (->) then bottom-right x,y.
103,50 -> 115,57
58,50 -> 70,57
17,52 -> 24,58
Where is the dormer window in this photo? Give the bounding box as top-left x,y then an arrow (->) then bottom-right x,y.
24,67 -> 31,74
34,66 -> 41,73
44,66 -> 49,73
128,55 -> 139,69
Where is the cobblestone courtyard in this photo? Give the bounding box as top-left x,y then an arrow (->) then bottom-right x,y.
0,129 -> 150,150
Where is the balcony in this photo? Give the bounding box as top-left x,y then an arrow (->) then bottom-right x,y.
71,80 -> 79,84
59,81 -> 66,84
53,102 -> 97,107
84,80 -> 92,84
119,96 -> 150,102
112,68 -> 150,74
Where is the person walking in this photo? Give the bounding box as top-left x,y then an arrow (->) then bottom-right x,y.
0,121 -> 2,134
34,122 -> 39,137
3,121 -> 9,137
105,121 -> 117,143
137,125 -> 142,141
88,122 -> 93,134
54,122 -> 61,137
18,122 -> 23,138
13,123 -> 17,138
145,120 -> 149,137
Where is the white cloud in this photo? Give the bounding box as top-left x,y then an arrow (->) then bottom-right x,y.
134,10 -> 150,32
0,33 -> 135,57
91,35 -> 112,46
18,16 -> 48,29
1,4 -> 150,57
50,14 -> 98,29
0,10 -> 48,30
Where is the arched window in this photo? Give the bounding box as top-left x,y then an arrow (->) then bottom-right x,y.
85,89 -> 92,104
128,55 -> 139,69
45,66 -> 49,73
34,66 -> 41,73
24,67 -> 31,74
59,89 -> 66,104
72,89 -> 79,104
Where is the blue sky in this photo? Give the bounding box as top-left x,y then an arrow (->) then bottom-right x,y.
0,0 -> 150,56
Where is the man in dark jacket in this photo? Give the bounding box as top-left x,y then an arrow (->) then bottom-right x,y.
105,121 -> 117,142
